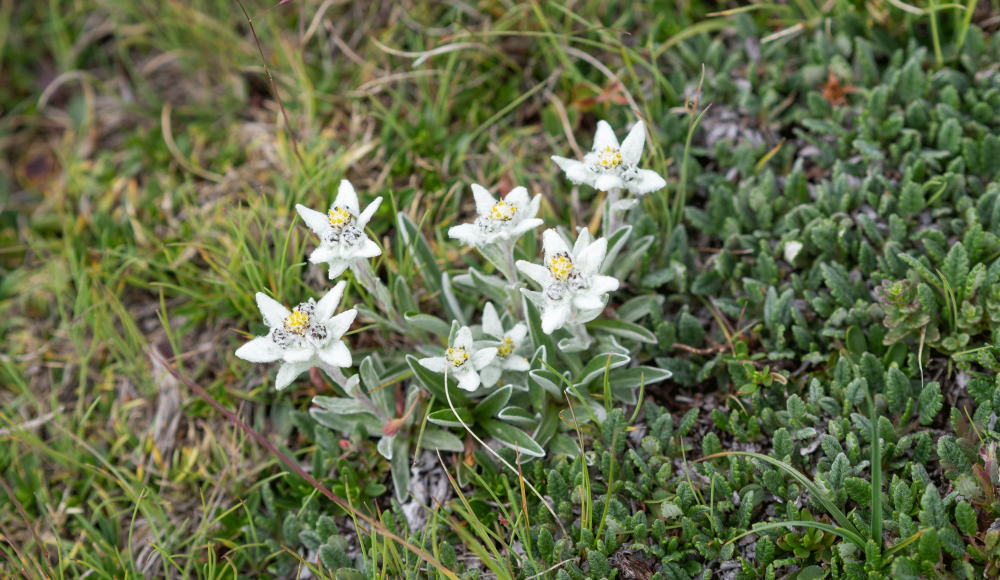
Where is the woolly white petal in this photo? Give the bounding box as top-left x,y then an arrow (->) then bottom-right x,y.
503,356 -> 530,372
541,301 -> 571,334
480,364 -> 502,388
235,336 -> 284,363
256,293 -> 290,328
482,302 -> 504,339
457,368 -> 481,392
507,323 -> 528,346
552,156 -> 596,186
296,204 -> 332,236
510,219 -> 543,238
590,274 -> 620,295
594,173 -> 624,192
572,227 -> 593,256
592,120 -> 620,152
354,238 -> 382,259
334,179 -> 360,216
449,223 -> 482,246
309,245 -> 338,265
326,259 -> 351,280
619,121 -> 646,165
516,261 -> 552,286
573,293 -> 606,311
315,281 -> 347,321
542,229 -> 572,264
326,309 -> 358,340
275,361 -> 310,390
626,168 -> 667,195
283,347 -> 314,363
505,186 -> 530,209
576,237 -> 608,276
471,183 -> 496,217
471,347 -> 497,370
317,340 -> 352,368
455,326 -> 474,350
357,197 -> 382,229
420,357 -> 447,373
526,193 -> 542,219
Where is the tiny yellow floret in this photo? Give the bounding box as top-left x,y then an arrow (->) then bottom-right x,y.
490,200 -> 517,222
447,346 -> 469,367
596,146 -> 622,169
284,308 -> 310,335
328,206 -> 352,229
497,336 -> 514,358
548,253 -> 574,282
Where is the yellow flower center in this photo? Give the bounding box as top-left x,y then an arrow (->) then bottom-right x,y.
490,200 -> 517,222
497,336 -> 514,359
284,308 -> 310,335
447,346 -> 469,367
596,146 -> 622,169
328,206 -> 352,229
549,253 -> 574,282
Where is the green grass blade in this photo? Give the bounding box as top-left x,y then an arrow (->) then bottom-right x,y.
697,451 -> 861,537
869,393 -> 883,550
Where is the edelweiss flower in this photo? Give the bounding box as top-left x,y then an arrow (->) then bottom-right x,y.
296,180 -> 382,279
551,120 -> 666,195
517,229 -> 619,334
479,302 -> 530,388
419,326 -> 498,392
235,281 -> 356,390
448,184 -> 543,248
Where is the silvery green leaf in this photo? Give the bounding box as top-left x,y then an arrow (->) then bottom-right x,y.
600,225 -> 633,275
609,366 -> 672,390
564,389 -> 607,424
587,318 -> 657,344
312,396 -> 369,415
397,211 -> 443,295
549,434 -> 582,456
393,275 -> 418,313
577,353 -> 631,386
479,419 -> 545,457
470,267 -> 510,305
529,369 -> 563,396
360,356 -> 394,418
390,436 -> 410,502
441,272 -> 467,326
498,406 -> 538,428
477,242 -> 514,281
420,429 -> 464,452
558,335 -> 592,353
310,409 -> 384,435
404,312 -> 451,337
428,407 -> 474,428
473,385 -> 513,419
377,435 -> 394,460
617,294 -> 666,323
613,234 -> 655,280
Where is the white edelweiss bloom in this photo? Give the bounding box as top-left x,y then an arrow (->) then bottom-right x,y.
419,326 -> 498,392
448,184 -> 543,248
551,120 -> 666,196
296,179 -> 383,279
235,281 -> 356,390
478,302 -> 530,388
517,229 -> 620,335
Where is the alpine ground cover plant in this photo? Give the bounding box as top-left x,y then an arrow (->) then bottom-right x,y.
7,1 -> 1000,579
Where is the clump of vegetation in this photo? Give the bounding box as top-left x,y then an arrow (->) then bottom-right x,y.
5,1 -> 1000,579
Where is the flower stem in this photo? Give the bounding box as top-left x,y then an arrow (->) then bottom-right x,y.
604,187 -> 622,235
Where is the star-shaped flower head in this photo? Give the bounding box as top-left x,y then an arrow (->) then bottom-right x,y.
235,281 -> 357,390
478,302 -> 530,388
448,184 -> 543,248
551,120 -> 666,195
418,326 -> 498,392
296,180 -> 383,279
517,229 -> 619,334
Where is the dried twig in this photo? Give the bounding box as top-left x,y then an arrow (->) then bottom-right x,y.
235,0 -> 305,167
